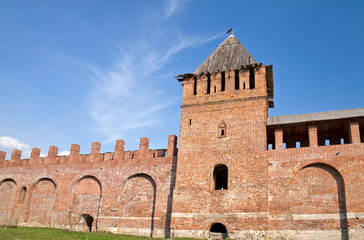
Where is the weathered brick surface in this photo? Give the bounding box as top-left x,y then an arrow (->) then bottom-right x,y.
0,136 -> 178,237
0,35 -> 363,239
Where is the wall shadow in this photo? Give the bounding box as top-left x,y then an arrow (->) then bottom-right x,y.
164,156 -> 177,238
302,163 -> 349,240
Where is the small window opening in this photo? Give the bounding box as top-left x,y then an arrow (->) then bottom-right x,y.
218,120 -> 227,138
214,86 -> 217,93
152,151 -> 156,158
189,119 -> 192,125
20,187 -> 26,204
193,76 -> 197,95
268,143 -> 273,150
81,214 -> 94,232
221,72 -> 225,91
213,165 -> 228,190
210,223 -> 228,239
325,139 -> 330,146
131,153 -> 134,159
206,73 -> 211,94
296,141 -> 301,148
243,82 -> 246,89
234,70 -> 239,90
249,68 -> 255,89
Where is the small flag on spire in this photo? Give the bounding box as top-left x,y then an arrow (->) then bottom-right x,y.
226,28 -> 233,34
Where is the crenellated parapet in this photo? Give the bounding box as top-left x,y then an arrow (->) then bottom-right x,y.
0,135 -> 178,168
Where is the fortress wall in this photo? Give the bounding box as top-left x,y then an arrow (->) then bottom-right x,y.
266,142 -> 364,239
0,135 -> 178,238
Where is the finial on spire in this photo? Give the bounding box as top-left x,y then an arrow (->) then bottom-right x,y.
226,28 -> 233,35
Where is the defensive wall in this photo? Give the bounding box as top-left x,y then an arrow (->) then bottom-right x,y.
0,135 -> 178,237
0,33 -> 363,240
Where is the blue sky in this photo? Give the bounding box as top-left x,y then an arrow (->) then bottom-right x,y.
0,0 -> 363,159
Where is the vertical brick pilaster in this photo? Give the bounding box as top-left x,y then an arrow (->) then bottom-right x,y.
349,120 -> 361,143
309,125 -> 318,147
274,128 -> 283,149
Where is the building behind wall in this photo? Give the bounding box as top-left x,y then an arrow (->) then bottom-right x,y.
0,33 -> 363,239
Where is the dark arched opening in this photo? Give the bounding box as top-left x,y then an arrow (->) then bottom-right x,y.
210,223 -> 228,239
81,214 -> 94,232
213,165 -> 228,190
20,187 -> 26,204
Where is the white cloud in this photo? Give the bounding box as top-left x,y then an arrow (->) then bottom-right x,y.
0,136 -> 31,160
58,151 -> 70,156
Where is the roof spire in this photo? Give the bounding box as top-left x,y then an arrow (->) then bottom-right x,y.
193,33 -> 257,75
226,28 -> 233,35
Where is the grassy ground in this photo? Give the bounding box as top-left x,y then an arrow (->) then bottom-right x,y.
0,226 -> 194,240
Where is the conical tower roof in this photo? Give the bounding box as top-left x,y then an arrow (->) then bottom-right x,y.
194,34 -> 257,75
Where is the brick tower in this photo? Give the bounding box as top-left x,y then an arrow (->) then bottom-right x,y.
172,33 -> 274,238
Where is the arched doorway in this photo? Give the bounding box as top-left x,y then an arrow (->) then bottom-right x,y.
210,223 -> 228,239
81,214 -> 94,232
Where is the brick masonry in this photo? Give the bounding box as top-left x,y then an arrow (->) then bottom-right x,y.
0,35 -> 363,239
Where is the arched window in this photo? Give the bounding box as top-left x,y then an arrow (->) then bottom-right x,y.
20,187 -> 26,204
210,223 -> 228,239
218,120 -> 227,138
213,165 -> 228,190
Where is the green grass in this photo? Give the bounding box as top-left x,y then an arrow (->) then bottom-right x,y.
0,226 -> 194,240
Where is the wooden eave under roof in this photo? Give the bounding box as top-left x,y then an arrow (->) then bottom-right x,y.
267,108 -> 364,126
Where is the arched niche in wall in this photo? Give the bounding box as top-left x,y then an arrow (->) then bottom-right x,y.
27,178 -> 57,226
217,120 -> 227,138
0,179 -> 17,218
71,175 -> 102,232
119,173 -> 156,237
291,163 -> 348,240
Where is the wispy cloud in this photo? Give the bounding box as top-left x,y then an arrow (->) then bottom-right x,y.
87,1 -> 223,144
163,0 -> 190,19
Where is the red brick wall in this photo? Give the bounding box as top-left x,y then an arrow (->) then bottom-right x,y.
172,66 -> 270,237
0,62 -> 363,239
27,179 -> 57,225
0,135 -> 178,237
